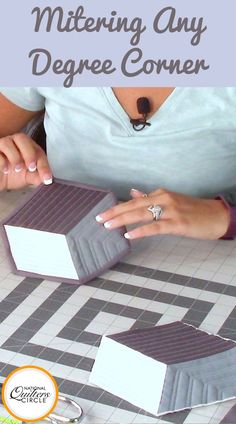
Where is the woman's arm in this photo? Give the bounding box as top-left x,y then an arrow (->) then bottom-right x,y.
96,188 -> 231,240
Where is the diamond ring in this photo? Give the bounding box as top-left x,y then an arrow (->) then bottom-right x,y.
147,205 -> 163,221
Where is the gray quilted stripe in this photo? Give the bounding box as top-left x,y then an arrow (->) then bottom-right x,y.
158,346 -> 236,414
66,194 -> 129,279
159,368 -> 223,413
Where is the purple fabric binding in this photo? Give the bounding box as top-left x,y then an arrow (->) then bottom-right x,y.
220,404 -> 236,424
216,196 -> 236,240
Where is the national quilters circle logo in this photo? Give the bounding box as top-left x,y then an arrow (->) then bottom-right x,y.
1,366 -> 58,422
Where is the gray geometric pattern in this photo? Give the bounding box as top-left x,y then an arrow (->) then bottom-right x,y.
1,189 -> 236,424
0,265 -> 236,424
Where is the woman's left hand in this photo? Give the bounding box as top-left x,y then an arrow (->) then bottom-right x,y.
95,188 -> 230,240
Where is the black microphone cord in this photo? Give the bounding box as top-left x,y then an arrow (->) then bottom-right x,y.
130,97 -> 151,131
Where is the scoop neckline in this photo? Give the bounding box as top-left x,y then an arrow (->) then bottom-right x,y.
101,87 -> 182,135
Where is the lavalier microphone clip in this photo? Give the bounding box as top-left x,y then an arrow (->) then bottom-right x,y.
130,97 -> 151,131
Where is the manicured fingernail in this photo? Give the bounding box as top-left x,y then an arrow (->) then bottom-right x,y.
43,175 -> 53,185
130,188 -> 147,197
3,167 -> 9,175
124,232 -> 131,239
104,221 -> 112,229
95,215 -> 103,222
15,164 -> 22,173
28,162 -> 37,172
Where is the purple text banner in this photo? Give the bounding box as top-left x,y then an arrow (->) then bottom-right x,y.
0,0 -> 235,86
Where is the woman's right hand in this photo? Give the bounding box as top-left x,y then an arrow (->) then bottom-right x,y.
0,133 -> 53,191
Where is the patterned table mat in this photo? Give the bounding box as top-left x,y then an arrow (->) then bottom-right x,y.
0,189 -> 236,424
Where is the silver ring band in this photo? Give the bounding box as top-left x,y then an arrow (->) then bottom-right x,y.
147,205 -> 163,221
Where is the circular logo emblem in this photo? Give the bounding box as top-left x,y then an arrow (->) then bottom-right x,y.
2,366 -> 58,422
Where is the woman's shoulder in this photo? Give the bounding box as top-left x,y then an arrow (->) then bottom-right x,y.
0,87 -> 45,111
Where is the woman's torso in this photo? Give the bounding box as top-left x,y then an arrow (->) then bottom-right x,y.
39,87 -> 236,201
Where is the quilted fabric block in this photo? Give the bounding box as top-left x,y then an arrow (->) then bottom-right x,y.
1,179 -> 130,284
90,321 -> 236,416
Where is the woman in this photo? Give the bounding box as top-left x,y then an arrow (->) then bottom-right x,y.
0,87 -> 235,240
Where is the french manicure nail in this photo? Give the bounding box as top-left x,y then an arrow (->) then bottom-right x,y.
15,165 -> 22,173
28,162 -> 37,172
95,215 -> 103,222
124,232 -> 131,239
3,167 -> 9,175
104,221 -> 112,229
43,175 -> 53,185
131,188 -> 147,197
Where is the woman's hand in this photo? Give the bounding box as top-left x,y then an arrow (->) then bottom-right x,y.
96,188 -> 230,240
0,133 -> 52,191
